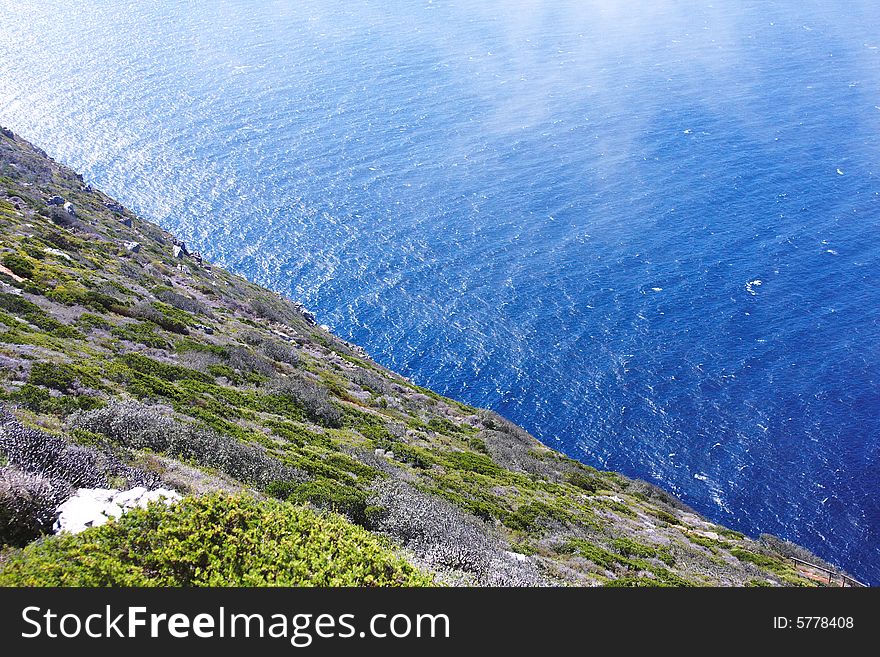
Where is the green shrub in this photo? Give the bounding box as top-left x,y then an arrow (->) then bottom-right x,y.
566,471 -> 600,492
111,321 -> 168,348
11,384 -> 102,415
503,501 -> 572,533
0,494 -> 433,586
650,509 -> 681,525
687,533 -> 730,552
2,252 -> 34,278
384,442 -> 434,469
267,478 -> 370,525
176,339 -> 229,358
119,353 -> 211,383
566,539 -> 617,569
29,362 -> 76,391
46,285 -> 122,312
426,417 -> 464,435
266,420 -> 333,448
147,301 -> 196,333
23,312 -> 82,339
716,527 -> 746,540
208,363 -> 242,383
0,293 -> 40,316
509,541 -> 538,556
440,451 -> 503,477
323,453 -> 381,480
604,576 -> 670,587
68,428 -> 110,448
11,384 -> 56,413
0,294 -> 80,338
468,437 -> 489,454
730,548 -> 782,569
359,422 -> 393,442
77,312 -> 111,330
611,537 -> 674,565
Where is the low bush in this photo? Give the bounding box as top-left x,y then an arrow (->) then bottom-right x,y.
0,293 -> 82,338
349,367 -> 389,395
152,287 -> 209,316
504,501 -> 572,533
266,420 -> 335,450
226,345 -> 275,377
122,303 -> 186,335
249,296 -> 298,326
2,252 -> 34,279
76,312 -> 111,330
267,478 -> 370,524
0,494 -> 433,586
11,384 -> 102,415
0,409 -> 155,490
604,576 -> 670,587
467,437 -> 489,454
111,321 -> 168,348
394,444 -> 436,469
46,284 -> 123,312
566,538 -> 624,570
611,537 -> 675,565
70,402 -> 303,488
118,353 -> 211,383
566,471 -> 600,493
271,375 -> 342,428
730,548 -> 783,570
259,340 -> 300,367
0,293 -> 41,316
208,363 -> 242,384
440,451 -> 503,477
174,339 -> 229,359
368,480 -> 540,586
0,467 -> 69,546
758,534 -> 836,572
650,509 -> 681,525
28,362 -> 76,391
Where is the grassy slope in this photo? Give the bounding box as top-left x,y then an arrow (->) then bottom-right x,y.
0,127 -> 839,586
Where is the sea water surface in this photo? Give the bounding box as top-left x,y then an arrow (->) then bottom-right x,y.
1,0 -> 878,582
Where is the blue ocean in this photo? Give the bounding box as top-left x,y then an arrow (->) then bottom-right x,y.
1,0 -> 878,583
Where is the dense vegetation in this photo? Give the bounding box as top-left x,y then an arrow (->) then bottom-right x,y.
0,127 -> 844,587
0,494 -> 431,586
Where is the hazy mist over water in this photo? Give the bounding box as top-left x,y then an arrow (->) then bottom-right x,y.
1,0 -> 879,581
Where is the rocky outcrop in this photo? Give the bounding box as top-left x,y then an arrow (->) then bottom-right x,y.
53,486 -> 181,534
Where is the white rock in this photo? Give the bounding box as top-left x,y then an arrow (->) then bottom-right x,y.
53,487 -> 182,535
142,489 -> 179,505
54,493 -> 115,534
114,486 -> 148,508
44,247 -> 73,261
